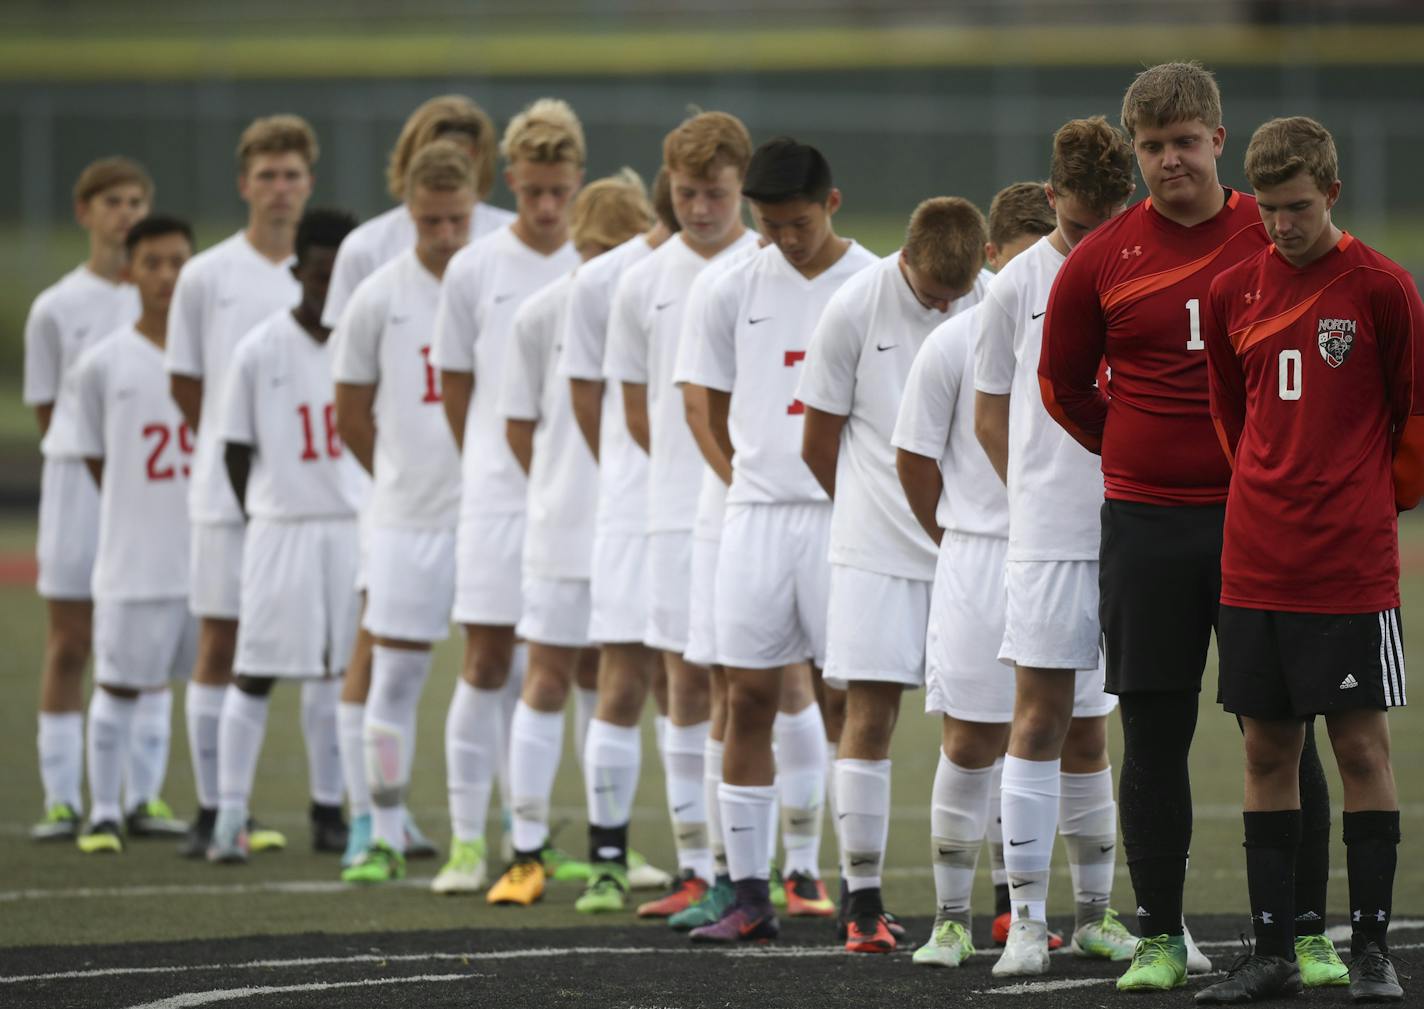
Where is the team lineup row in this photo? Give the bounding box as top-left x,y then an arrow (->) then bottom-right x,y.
24,60 -> 1418,1002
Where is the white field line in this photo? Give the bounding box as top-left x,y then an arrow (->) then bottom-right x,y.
122,972 -> 478,1009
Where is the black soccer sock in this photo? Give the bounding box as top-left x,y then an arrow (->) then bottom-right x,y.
847,885 -> 884,919
1120,691 -> 1198,938
588,823 -> 628,867
994,882 -> 1011,917
1294,724 -> 1332,936
1343,809 -> 1400,955
734,877 -> 771,907
1244,809 -> 1301,959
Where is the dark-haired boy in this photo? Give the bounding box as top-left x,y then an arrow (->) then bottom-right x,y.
207,208 -> 361,862
69,216 -> 197,853
682,137 -> 877,943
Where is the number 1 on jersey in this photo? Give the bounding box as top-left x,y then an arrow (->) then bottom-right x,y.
785,350 -> 806,415
1185,299 -> 1205,351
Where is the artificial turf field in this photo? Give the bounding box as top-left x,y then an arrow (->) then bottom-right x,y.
1,513 -> 1421,1008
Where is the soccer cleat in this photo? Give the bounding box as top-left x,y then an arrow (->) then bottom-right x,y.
992,917 -> 1051,978
178,808 -> 217,859
845,912 -> 896,954
784,871 -> 835,917
882,910 -> 909,941
430,838 -> 487,894
1295,933 -> 1349,987
402,810 -> 439,859
769,866 -> 786,908
341,813 -> 372,869
31,803 -> 81,842
575,865 -> 629,914
309,803 -> 349,854
993,910 -> 1064,949
246,818 -> 286,853
76,820 -> 123,854
206,808 -> 249,864
626,849 -> 672,890
1194,952 -> 1301,1004
1185,922 -> 1213,974
486,857 -> 546,906
540,846 -> 592,882
125,798 -> 187,838
1116,934 -> 1188,991
914,919 -> 975,967
669,875 -> 734,931
688,900 -> 780,943
637,869 -> 708,918
1348,941 -> 1404,1003
342,840 -> 406,884
1070,907 -> 1137,961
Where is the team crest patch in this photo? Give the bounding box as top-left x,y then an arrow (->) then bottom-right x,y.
1317,318 -> 1356,368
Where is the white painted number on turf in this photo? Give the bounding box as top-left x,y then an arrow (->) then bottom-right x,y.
1186,298 -> 1205,351
1279,349 -> 1302,401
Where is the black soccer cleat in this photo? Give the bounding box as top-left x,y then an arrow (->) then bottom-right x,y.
178,807 -> 217,859
1194,952 -> 1302,1004
1350,941 -> 1405,1003
310,802 -> 349,854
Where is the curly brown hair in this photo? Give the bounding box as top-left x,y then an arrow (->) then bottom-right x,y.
1050,117 -> 1134,215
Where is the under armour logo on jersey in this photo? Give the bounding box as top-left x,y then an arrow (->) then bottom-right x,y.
1120,245 -> 1142,259
1340,674 -> 1360,690
1245,290 -> 1262,304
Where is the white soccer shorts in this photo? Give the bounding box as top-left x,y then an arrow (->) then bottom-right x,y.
646,530 -> 694,654
999,558 -> 1104,673
36,455 -> 99,600
683,533 -> 720,667
822,564 -> 930,690
518,574 -> 593,649
714,502 -> 830,670
363,524 -> 456,644
188,520 -> 245,620
94,597 -> 197,691
588,530 -> 648,645
235,517 -> 361,678
453,512 -> 524,627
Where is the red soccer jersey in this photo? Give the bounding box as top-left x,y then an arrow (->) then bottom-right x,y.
1205,233 -> 1424,613
1040,189 -> 1269,506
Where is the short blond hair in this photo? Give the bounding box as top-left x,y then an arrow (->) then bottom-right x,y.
74,156 -> 153,205
572,169 -> 654,251
501,98 -> 585,167
651,166 -> 678,233
988,182 -> 1055,248
405,139 -> 477,195
903,197 -> 987,292
1050,117 -> 1135,215
663,111 -> 752,180
387,95 -> 497,201
236,114 -> 319,172
1245,116 -> 1339,195
1120,61 -> 1222,138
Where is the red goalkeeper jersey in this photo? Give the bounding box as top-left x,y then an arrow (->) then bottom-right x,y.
1205,233 -> 1424,613
1040,189 -> 1268,505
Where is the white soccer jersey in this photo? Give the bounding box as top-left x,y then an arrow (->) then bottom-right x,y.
892,305 -> 1008,540
605,231 -> 759,534
218,310 -> 363,521
972,237 -> 1101,560
331,249 -> 460,529
165,232 -> 299,524
24,266 -> 140,458
70,327 -> 191,601
797,254 -> 991,581
432,225 -> 580,521
323,202 -> 515,328
497,272 -> 596,579
681,241 -> 878,505
560,235 -> 656,537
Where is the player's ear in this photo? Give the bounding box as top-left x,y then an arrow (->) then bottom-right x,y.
824,188 -> 842,216
1324,179 -> 1342,211
1043,183 -> 1057,210
1211,124 -> 1226,157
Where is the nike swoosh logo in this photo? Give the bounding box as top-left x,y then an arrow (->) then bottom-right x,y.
837,813 -> 849,820
729,825 -> 752,833
655,301 -> 676,311
748,316 -> 771,325
875,343 -> 898,352
673,802 -> 694,814
114,388 -> 136,400
1099,844 -> 1115,853
739,918 -> 767,937
788,817 -> 812,828
1031,310 -> 1046,320
936,848 -> 954,857
389,314 -> 410,325
593,785 -> 615,794
849,857 -> 875,867
1008,838 -> 1036,847
1011,880 -> 1031,889
493,293 -> 516,304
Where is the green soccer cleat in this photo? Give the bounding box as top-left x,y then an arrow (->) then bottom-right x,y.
769,865 -> 786,908
1117,934 -> 1188,991
914,919 -> 975,967
669,875 -> 734,931
247,818 -> 287,853
1070,908 -> 1137,961
1295,933 -> 1349,988
31,803 -> 81,842
341,840 -> 405,884
431,837 -> 487,894
541,846 -> 593,883
575,864 -> 628,914
126,798 -> 187,838
76,820 -> 123,855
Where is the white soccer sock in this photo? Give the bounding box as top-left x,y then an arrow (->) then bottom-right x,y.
573,686 -> 598,779
86,690 -> 137,824
365,646 -> 432,848
38,711 -> 84,812
773,704 -> 826,877
824,738 -> 842,867
1000,754 -> 1061,923
338,701 -> 370,818
653,714 -> 668,765
836,757 -> 891,893
494,644 -> 526,817
664,721 -> 712,881
508,700 -> 564,853
584,719 -> 641,830
217,687 -> 270,818
300,679 -> 344,807
931,752 -> 995,925
124,687 -> 172,811
988,757 -> 1007,891
445,678 -> 503,844
1060,766 -> 1118,928
704,735 -> 727,876
184,682 -> 227,810
719,781 -> 775,883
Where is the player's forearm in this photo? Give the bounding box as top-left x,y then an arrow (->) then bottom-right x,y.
801,407 -> 844,500
334,384 -> 377,475
683,384 -> 732,485
439,370 -> 473,452
569,378 -> 603,461
895,449 -> 943,545
622,382 -> 651,455
974,391 -> 1011,486
700,388 -> 736,486
1038,368 -> 1106,454
33,403 -> 52,438
223,442 -> 252,518
169,374 -> 204,433
506,419 -> 536,476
